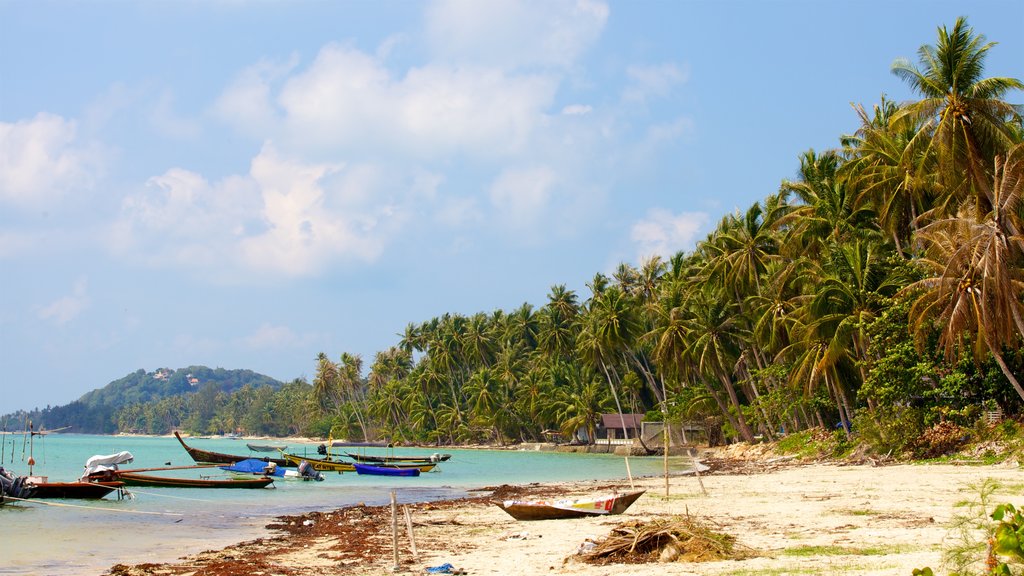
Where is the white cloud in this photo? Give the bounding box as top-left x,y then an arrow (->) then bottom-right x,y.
239,323 -> 309,349
562,104 -> 593,116
110,142 -> 408,279
425,0 -> 608,69
268,44 -> 559,158
489,166 -> 556,232
0,113 -> 101,209
623,63 -> 688,103
38,277 -> 90,325
630,208 -> 707,261
213,55 -> 299,138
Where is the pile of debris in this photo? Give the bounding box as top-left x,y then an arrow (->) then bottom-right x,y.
578,516 -> 755,565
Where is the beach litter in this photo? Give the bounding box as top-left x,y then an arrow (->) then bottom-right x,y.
425,563 -> 467,574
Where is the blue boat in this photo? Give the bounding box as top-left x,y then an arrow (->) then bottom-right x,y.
220,458 -> 324,481
353,463 -> 420,477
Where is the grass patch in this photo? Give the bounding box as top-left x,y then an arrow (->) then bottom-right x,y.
836,508 -> 879,516
782,544 -> 906,557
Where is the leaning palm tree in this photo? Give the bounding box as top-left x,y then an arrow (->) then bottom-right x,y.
891,17 -> 1024,215
906,144 -> 1024,401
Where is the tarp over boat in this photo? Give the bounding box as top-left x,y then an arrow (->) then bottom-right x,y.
81,451 -> 134,479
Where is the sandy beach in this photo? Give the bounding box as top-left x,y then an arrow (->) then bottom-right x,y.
104,450 -> 1023,576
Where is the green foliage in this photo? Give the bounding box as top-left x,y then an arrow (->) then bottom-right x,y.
776,428 -> 854,459
851,405 -> 926,456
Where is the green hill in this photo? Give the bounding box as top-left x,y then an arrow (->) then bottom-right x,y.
2,366 -> 283,434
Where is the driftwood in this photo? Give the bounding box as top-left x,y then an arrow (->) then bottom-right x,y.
580,517 -> 755,564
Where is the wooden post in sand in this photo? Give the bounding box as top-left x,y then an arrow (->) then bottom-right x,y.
391,490 -> 400,571
404,505 -> 418,561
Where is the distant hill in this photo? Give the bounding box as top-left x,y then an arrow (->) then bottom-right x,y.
1,366 -> 283,434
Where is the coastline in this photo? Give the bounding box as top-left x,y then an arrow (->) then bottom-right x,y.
102,455 -> 1024,576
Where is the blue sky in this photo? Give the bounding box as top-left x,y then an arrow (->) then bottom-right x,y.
2,1 -> 1021,412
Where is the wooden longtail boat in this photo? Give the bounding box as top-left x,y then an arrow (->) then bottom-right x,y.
26,479 -> 125,499
495,490 -> 645,521
174,431 -> 289,468
345,452 -> 451,464
281,452 -> 438,473
113,470 -> 274,489
247,443 -> 287,453
353,463 -> 420,477
280,452 -> 355,472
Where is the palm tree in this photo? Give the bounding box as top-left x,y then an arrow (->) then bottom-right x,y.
891,17 -> 1024,214
842,97 -> 937,254
312,352 -> 341,413
906,143 -> 1024,401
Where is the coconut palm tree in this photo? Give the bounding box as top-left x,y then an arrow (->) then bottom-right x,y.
891,17 -> 1024,214
906,143 -> 1024,401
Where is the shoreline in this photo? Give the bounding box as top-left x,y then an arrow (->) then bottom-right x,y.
102,457 -> 1024,576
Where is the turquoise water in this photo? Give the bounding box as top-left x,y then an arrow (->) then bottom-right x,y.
0,434 -> 674,575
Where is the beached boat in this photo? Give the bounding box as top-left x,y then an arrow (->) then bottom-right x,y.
175,431 -> 290,468
247,442 -> 287,453
353,463 -> 420,477
345,451 -> 451,464
495,490 -> 645,521
220,458 -> 324,481
113,470 -> 274,489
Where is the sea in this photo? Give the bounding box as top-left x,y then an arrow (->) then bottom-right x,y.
0,434 -> 680,575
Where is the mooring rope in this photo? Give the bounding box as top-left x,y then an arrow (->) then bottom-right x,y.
2,495 -> 184,516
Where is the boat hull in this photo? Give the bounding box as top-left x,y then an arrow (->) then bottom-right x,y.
115,471 -> 274,489
353,463 -> 420,477
26,481 -> 124,499
495,490 -> 645,521
175,431 -> 289,468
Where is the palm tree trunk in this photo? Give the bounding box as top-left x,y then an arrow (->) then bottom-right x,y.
715,373 -> 756,443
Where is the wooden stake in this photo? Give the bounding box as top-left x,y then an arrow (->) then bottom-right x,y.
391,490 -> 400,571
403,505 -> 418,561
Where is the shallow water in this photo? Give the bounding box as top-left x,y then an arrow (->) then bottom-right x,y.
0,434 -> 679,575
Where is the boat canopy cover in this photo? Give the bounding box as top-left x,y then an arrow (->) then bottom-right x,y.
81,451 -> 135,478
221,458 -> 280,476
85,451 -> 135,469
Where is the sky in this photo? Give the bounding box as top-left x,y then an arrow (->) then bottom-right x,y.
1,1 -> 1022,412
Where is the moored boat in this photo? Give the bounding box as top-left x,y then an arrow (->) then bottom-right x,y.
495,490 -> 645,521
175,431 -> 290,468
353,463 -> 420,477
221,458 -> 324,481
345,451 -> 451,464
247,443 -> 287,453
24,479 -> 125,499
113,470 -> 274,489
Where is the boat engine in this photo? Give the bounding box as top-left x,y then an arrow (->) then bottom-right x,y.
298,461 -> 325,481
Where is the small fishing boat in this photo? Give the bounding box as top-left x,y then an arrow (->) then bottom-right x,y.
113,470 -> 274,489
280,452 -> 356,472
247,442 -> 287,453
24,479 -> 125,499
175,431 -> 290,468
495,490 -> 645,521
345,451 -> 451,464
353,463 -> 420,477
221,458 -> 324,481
281,452 -> 437,473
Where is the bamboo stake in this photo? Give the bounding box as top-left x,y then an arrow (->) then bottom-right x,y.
403,505 -> 418,561
663,421 -> 669,497
391,490 -> 400,571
